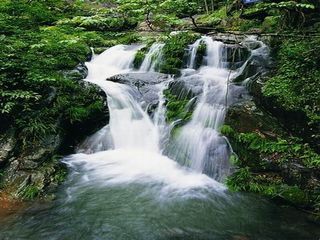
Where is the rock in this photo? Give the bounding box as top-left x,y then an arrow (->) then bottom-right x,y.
0,130 -> 16,167
64,63 -> 88,81
168,80 -> 198,100
109,72 -> 170,112
223,44 -> 251,63
225,100 -> 284,136
109,72 -> 169,87
208,32 -> 247,44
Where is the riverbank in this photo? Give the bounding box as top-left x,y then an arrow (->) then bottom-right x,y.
0,193 -> 26,219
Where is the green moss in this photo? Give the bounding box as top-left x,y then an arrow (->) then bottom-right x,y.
159,31 -> 200,74
164,89 -> 193,122
197,7 -> 226,27
238,19 -> 262,32
224,127 -> 320,168
262,16 -> 281,32
133,47 -> 148,69
21,185 -> 40,200
227,170 -> 308,206
220,125 -> 235,136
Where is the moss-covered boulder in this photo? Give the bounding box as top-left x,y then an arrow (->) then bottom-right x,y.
224,99 -> 320,214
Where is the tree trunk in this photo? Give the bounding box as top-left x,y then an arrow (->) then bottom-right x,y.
204,0 -> 209,14
146,10 -> 154,31
190,15 -> 199,29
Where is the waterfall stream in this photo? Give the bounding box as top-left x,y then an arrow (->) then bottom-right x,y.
168,37 -> 233,180
139,43 -> 164,72
1,36 -> 319,240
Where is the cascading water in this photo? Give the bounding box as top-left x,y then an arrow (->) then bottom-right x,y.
139,43 -> 164,72
168,37 -> 234,180
187,38 -> 202,69
72,43 -> 224,191
153,79 -> 172,153
1,37 -> 319,240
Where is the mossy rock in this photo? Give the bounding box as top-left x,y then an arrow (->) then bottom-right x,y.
133,47 -> 148,69
164,80 -> 197,122
158,31 -> 200,75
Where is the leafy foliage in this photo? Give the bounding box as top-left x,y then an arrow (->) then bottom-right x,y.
0,1 -> 113,130
262,37 -> 320,147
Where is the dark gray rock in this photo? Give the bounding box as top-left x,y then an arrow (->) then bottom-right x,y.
64,63 -> 88,81
225,99 -> 284,136
223,44 -> 251,64
109,72 -> 169,87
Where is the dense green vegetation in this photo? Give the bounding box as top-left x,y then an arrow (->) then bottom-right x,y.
262,38 -> 320,147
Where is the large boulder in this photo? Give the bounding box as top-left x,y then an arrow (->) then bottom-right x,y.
109,72 -> 169,87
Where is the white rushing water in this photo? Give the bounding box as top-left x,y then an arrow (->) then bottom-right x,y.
168,37 -> 237,180
187,38 -> 202,69
69,43 -> 225,194
139,43 -> 165,72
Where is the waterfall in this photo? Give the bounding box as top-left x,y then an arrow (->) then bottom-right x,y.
78,37 -> 253,184
153,77 -> 172,153
168,37 -> 234,181
72,43 -> 224,192
187,36 -> 223,69
139,43 -> 164,72
80,38 -> 242,183
85,45 -> 160,152
187,38 -> 202,69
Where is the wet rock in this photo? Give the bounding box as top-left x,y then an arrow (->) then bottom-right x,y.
223,44 -> 251,63
208,32 -> 248,44
168,80 -> 197,100
109,72 -> 170,112
109,72 -> 169,87
64,63 -> 88,81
